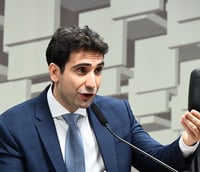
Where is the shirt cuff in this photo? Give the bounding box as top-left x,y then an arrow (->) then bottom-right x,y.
179,135 -> 199,157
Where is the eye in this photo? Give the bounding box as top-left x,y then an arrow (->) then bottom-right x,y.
77,67 -> 88,75
95,66 -> 103,75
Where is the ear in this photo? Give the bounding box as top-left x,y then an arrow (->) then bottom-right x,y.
48,63 -> 61,82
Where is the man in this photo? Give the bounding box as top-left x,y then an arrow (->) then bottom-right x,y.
0,25 -> 200,172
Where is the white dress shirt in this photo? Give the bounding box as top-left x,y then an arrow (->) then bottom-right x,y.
47,86 -> 105,172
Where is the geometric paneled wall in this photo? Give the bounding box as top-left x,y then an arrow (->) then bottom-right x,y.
0,0 -> 200,158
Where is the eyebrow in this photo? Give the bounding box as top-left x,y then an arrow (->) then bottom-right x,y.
72,61 -> 105,69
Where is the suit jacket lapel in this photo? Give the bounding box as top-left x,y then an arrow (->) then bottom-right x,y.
35,89 -> 66,172
87,107 -> 118,172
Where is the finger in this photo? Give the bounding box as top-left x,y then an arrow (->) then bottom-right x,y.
181,119 -> 199,145
190,110 -> 200,119
181,117 -> 196,140
185,112 -> 200,130
181,115 -> 200,139
181,117 -> 195,136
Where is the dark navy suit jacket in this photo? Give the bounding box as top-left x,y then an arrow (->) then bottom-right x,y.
0,86 -> 193,172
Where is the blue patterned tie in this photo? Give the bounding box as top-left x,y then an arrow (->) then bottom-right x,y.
63,113 -> 85,172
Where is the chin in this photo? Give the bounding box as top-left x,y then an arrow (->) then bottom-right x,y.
80,101 -> 92,108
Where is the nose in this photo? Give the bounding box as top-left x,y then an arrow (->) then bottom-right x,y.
85,72 -> 96,89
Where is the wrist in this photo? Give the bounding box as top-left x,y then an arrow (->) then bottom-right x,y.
182,132 -> 197,146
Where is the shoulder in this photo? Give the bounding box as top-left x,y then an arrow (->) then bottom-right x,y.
90,95 -> 138,137
92,95 -> 134,121
93,94 -> 126,104
0,85 -> 49,122
1,97 -> 36,118
93,95 -> 131,110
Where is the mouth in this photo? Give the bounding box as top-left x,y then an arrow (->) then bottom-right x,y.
79,93 -> 95,100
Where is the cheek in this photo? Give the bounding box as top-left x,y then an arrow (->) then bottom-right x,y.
65,76 -> 82,90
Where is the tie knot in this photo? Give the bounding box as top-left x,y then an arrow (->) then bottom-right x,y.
63,113 -> 80,127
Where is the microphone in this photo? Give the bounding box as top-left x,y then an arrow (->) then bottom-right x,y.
91,103 -> 178,172
188,68 -> 200,111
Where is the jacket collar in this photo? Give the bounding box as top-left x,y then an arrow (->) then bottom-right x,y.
35,86 -> 66,172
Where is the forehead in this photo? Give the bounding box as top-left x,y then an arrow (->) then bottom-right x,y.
68,50 -> 104,64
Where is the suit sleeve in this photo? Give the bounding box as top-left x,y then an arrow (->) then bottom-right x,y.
123,99 -> 194,172
0,119 -> 25,172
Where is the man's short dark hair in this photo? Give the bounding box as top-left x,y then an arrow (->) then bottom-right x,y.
46,25 -> 109,73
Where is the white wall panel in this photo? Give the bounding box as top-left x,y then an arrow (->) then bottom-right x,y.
135,35 -> 177,93
79,8 -> 127,67
149,129 -> 179,144
167,0 -> 200,22
4,0 -> 60,45
130,88 -> 169,117
31,81 -> 51,94
98,66 -> 133,96
111,0 -> 165,20
0,79 -> 31,113
0,64 -> 7,81
7,39 -> 49,80
167,0 -> 200,48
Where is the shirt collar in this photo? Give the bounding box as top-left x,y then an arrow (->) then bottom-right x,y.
47,84 -> 87,118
